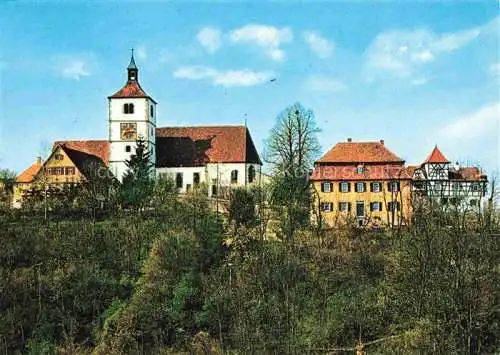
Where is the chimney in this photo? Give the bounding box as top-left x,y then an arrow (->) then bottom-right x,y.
347,138 -> 352,143
36,156 -> 42,165
380,139 -> 384,145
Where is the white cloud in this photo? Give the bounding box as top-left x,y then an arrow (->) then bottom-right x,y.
364,19 -> 488,80
197,27 -> 222,54
303,31 -> 334,59
173,66 -> 273,87
61,59 -> 89,80
441,102 -> 499,140
229,24 -> 293,61
305,76 -> 346,92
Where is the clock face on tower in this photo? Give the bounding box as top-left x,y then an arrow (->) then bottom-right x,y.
120,123 -> 137,140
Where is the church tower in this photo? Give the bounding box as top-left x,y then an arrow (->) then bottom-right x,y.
108,51 -> 157,181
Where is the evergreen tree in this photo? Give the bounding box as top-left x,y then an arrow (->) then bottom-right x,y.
120,137 -> 154,210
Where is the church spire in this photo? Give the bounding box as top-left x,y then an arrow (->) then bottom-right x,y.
127,49 -> 138,82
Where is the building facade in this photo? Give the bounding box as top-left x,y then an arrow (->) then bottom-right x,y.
13,53 -> 262,207
155,126 -> 262,196
409,146 -> 488,208
310,139 -> 412,227
108,53 -> 157,181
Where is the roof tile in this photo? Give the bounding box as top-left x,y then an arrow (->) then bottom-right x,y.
155,126 -> 261,167
310,164 -> 411,181
317,141 -> 403,164
53,140 -> 110,166
424,145 -> 450,164
16,161 -> 42,183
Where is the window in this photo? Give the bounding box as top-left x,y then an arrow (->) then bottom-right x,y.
65,167 -> 75,175
355,182 -> 365,193
55,154 -> 64,161
371,182 -> 381,192
340,182 -> 350,193
388,181 -> 400,192
151,127 -> 154,136
370,202 -> 382,212
356,165 -> 364,174
320,202 -> 333,212
470,199 -> 477,206
231,170 -> 238,184
193,172 -> 200,185
338,202 -> 351,212
150,105 -> 154,117
54,167 -> 64,175
123,103 -> 134,114
248,166 -> 256,183
175,173 -> 183,189
471,182 -> 480,192
186,184 -> 191,191
441,197 -> 448,205
321,182 -> 332,193
212,179 -> 218,196
125,145 -> 131,153
387,201 -> 401,211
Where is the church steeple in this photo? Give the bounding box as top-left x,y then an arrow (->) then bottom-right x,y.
127,49 -> 138,82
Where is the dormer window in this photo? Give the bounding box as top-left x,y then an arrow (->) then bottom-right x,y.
356,165 -> 364,174
124,103 -> 134,114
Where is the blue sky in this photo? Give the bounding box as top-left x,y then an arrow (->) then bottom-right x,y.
1,1 -> 498,175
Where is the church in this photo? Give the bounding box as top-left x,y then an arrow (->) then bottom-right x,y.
13,53 -> 262,208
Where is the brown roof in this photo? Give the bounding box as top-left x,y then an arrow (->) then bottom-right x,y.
108,80 -> 156,103
424,145 -> 450,164
449,167 -> 487,181
155,126 -> 261,167
317,141 -> 404,164
53,140 -> 110,166
60,146 -> 111,181
310,164 -> 411,181
405,165 -> 418,177
16,160 -> 42,183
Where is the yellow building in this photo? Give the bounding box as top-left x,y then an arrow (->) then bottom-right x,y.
310,139 -> 412,228
13,141 -> 110,208
13,157 -> 43,208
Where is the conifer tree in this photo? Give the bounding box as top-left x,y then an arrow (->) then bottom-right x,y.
120,137 -> 154,210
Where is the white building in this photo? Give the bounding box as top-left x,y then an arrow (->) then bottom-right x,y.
108,53 -> 157,181
108,52 -> 262,191
409,146 -> 488,208
155,126 -> 262,196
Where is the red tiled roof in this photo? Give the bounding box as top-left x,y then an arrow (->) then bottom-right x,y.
317,141 -> 404,164
16,160 -> 42,183
405,165 -> 418,177
424,145 -> 449,164
108,81 -> 156,103
53,140 -> 110,166
155,126 -> 261,167
310,164 -> 412,181
450,167 -> 487,181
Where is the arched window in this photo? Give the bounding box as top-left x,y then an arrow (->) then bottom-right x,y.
123,103 -> 134,114
175,173 -> 183,189
231,170 -> 238,184
248,166 -> 256,183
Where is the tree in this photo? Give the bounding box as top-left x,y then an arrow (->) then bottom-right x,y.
228,187 -> 257,228
0,168 -> 16,210
264,102 -> 321,177
264,103 -> 321,243
120,137 -> 154,210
